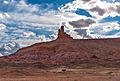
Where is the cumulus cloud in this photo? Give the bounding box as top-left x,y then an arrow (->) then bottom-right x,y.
66,30 -> 84,39
0,42 -> 20,56
87,22 -> 120,38
0,0 -> 65,28
0,13 -> 5,19
69,19 -> 95,28
0,53 -> 3,56
23,31 -> 36,38
15,0 -> 39,14
75,29 -> 92,39
116,5 -> 120,14
90,6 -> 105,16
0,0 -> 61,43
0,13 -> 10,19
0,13 -> 8,31
38,35 -> 53,42
60,0 -> 120,20
0,24 -> 6,30
8,12 -> 63,27
58,0 -> 120,39
3,0 -> 9,4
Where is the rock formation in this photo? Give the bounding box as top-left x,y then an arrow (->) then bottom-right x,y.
57,26 -> 73,40
1,26 -> 120,68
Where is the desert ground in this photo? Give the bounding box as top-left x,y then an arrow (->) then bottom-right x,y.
0,67 -> 120,81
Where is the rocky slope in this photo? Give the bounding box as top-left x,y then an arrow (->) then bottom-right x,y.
1,26 -> 120,68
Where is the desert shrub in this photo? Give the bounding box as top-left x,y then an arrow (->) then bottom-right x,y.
62,69 -> 66,72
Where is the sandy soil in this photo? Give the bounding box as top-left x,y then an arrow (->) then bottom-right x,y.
0,67 -> 120,81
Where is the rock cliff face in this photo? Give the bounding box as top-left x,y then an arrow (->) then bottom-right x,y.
1,26 -> 120,68
57,26 -> 73,40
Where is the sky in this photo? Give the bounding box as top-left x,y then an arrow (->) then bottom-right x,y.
0,0 -> 120,56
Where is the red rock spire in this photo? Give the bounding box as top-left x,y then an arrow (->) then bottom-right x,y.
57,26 -> 73,40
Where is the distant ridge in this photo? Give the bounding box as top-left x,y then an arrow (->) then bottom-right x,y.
1,26 -> 120,68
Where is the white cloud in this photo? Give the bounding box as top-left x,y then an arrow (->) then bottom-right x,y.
23,31 -> 36,38
0,24 -> 6,30
58,0 -> 120,39
0,53 -> 3,56
89,22 -> 120,31
60,0 -> 120,20
9,12 -> 63,27
39,35 -> 47,42
14,39 -> 40,47
87,22 -> 120,38
0,13 -> 5,19
3,0 -> 9,4
4,13 -> 10,18
0,13 -> 10,19
0,41 -> 20,56
15,0 -> 39,13
1,0 -> 64,28
66,30 -> 84,39
0,0 -> 62,47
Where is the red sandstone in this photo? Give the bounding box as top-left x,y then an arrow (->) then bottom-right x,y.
0,26 -> 120,68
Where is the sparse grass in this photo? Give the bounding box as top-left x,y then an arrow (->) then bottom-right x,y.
0,67 -> 120,81
47,66 -> 120,75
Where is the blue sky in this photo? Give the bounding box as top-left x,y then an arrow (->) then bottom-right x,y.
0,0 -> 120,53
27,0 -> 73,8
100,16 -> 120,23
